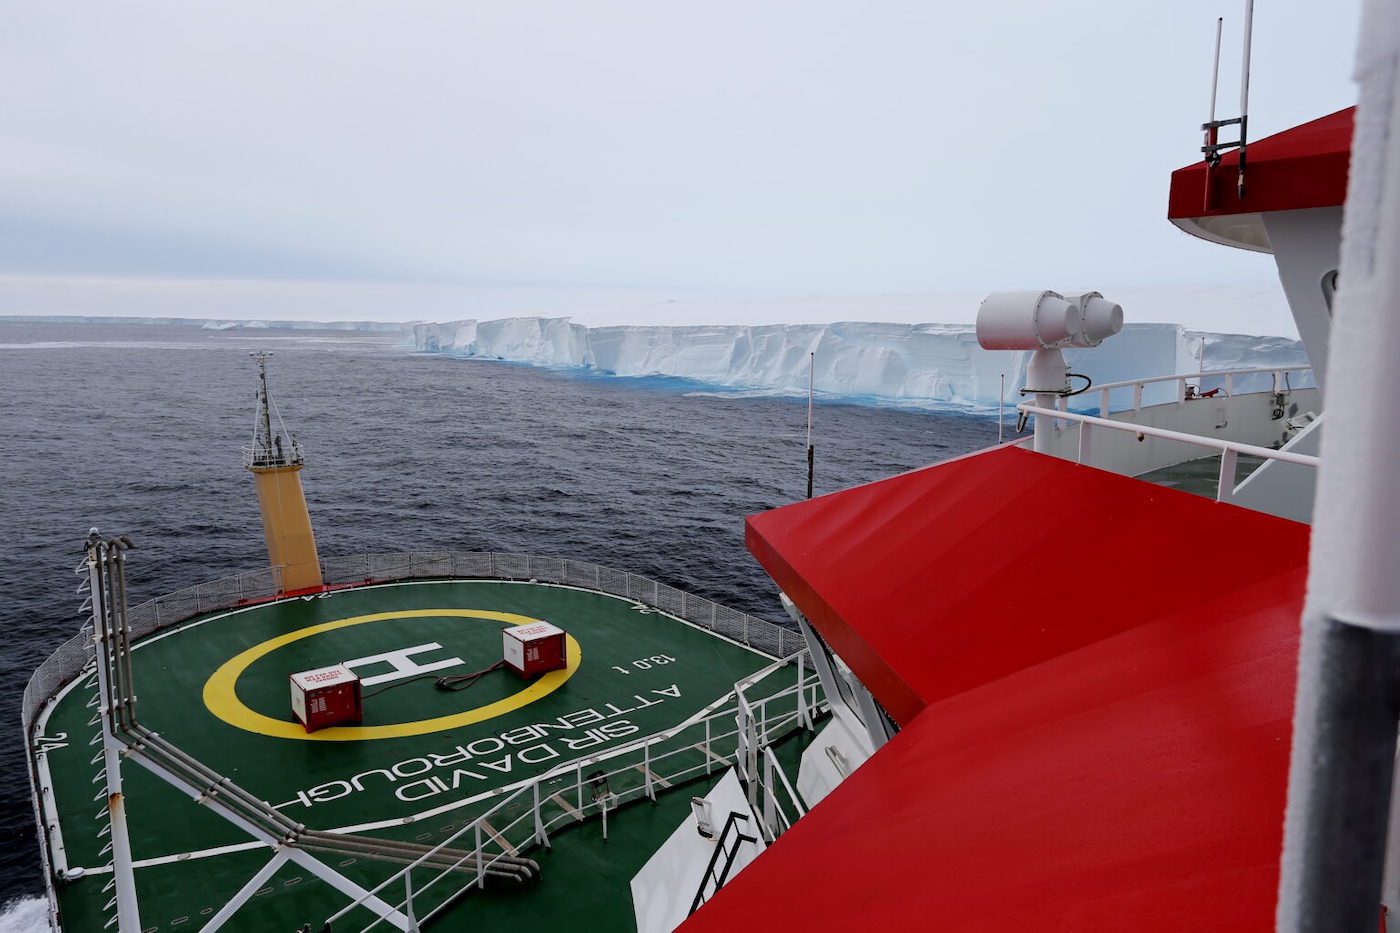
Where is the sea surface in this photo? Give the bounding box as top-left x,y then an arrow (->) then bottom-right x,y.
0,320 -> 995,918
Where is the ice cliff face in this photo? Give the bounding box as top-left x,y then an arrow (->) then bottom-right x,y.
413,317 -> 1311,410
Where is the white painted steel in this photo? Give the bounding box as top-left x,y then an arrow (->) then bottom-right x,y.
199,850 -> 290,933
976,291 -> 1081,350
1279,3 -> 1400,923
322,654 -> 824,933
88,556 -> 141,933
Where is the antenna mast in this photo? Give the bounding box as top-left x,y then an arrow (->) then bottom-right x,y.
1200,1 -> 1255,203
806,352 -> 815,499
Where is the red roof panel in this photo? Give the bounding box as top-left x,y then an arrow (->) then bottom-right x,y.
686,446 -> 1312,930
745,444 -> 1309,724
1167,107 -> 1353,221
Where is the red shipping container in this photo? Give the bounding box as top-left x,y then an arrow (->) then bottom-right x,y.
290,664 -> 363,732
503,621 -> 567,677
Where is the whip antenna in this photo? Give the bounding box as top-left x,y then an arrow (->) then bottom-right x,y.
806,352 -> 815,499
1200,1 -> 1254,203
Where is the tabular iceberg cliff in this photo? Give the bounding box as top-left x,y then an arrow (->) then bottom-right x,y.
414,317 -> 1311,410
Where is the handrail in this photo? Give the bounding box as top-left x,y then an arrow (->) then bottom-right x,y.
327,654 -> 822,931
23,551 -> 799,740
1081,364 -> 1313,418
688,811 -> 760,915
1016,402 -> 1320,503
1089,364 -> 1312,395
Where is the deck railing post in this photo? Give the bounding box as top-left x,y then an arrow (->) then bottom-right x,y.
405,874 -> 419,933
533,781 -> 549,848
1078,422 -> 1092,466
1099,387 -> 1110,418
474,823 -> 483,889
1133,382 -> 1143,411
576,762 -> 584,818
1217,447 -> 1239,503
796,653 -> 809,730
644,740 -> 655,801
704,717 -> 713,775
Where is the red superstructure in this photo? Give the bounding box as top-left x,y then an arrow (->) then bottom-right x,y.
683,446 -> 1310,930
1168,107 -> 1353,251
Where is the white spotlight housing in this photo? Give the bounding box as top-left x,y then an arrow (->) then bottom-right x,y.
976,291 -> 1082,350
1063,291 -> 1124,347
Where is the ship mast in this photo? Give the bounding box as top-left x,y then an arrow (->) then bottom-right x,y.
243,353 -> 321,592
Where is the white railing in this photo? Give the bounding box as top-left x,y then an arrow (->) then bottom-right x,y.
1017,402 -> 1321,503
23,552 -> 800,739
1069,365 -> 1313,419
325,652 -> 825,932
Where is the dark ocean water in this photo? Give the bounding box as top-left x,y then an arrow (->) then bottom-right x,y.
0,320 -> 995,909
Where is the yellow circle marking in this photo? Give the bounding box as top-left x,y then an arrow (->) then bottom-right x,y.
202,609 -> 581,741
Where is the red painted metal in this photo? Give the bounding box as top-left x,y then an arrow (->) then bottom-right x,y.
746,445 -> 1309,725
694,446 -> 1313,929
1168,107 -> 1353,221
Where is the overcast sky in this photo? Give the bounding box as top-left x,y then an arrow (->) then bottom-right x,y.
0,1 -> 1362,323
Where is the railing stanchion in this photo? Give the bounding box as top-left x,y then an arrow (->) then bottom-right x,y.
533,781 -> 549,848
1133,382 -> 1143,411
1099,387 -> 1110,418
474,823 -> 483,889
1078,422 -> 1092,466
704,718 -> 713,775
1217,447 -> 1239,503
644,740 -> 655,801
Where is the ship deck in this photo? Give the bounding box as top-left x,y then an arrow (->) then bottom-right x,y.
32,578 -> 802,931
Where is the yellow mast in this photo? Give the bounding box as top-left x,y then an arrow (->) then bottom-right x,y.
244,352 -> 322,592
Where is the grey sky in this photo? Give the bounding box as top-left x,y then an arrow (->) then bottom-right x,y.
0,1 -> 1361,318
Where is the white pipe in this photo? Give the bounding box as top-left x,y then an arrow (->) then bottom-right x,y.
1239,0 -> 1254,119
1209,16 -> 1223,124
1014,403 -> 1321,467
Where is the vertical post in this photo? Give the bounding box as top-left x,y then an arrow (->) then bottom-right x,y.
1133,382 -> 1143,411
644,740 -> 655,801
1208,16 -> 1223,127
532,780 -> 549,848
1216,447 -> 1238,503
704,717 -> 713,776
1098,386 -> 1109,419
474,824 -> 483,890
404,874 -> 419,933
1277,5 -> 1400,928
763,751 -> 777,840
998,373 -> 1005,445
1078,422 -> 1092,466
87,540 -> 142,933
806,352 -> 815,499
1237,0 -> 1254,197
796,653 -> 810,730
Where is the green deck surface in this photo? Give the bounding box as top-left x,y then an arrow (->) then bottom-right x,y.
34,580 -> 801,932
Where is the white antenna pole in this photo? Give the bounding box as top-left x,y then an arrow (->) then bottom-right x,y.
1208,16 -> 1223,126
998,374 -> 1005,445
1237,0 -> 1255,196
805,352 -> 815,499
1239,0 -> 1254,120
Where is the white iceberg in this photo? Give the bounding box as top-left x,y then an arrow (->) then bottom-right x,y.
413,317 -> 1311,410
